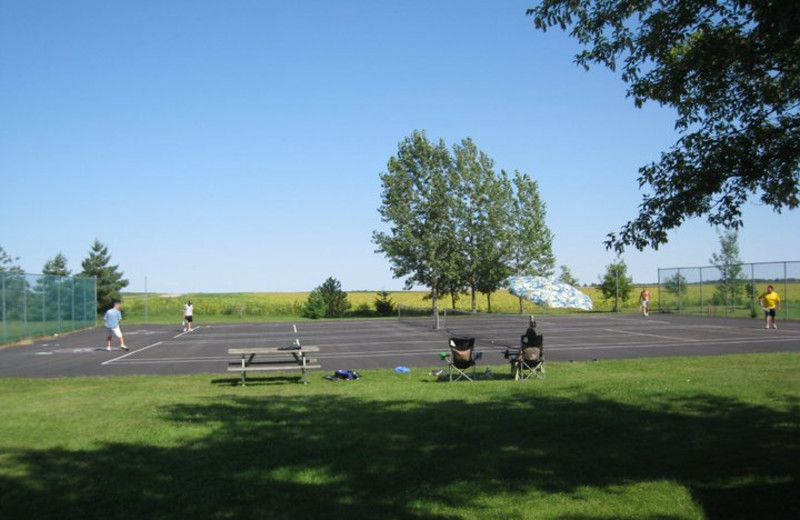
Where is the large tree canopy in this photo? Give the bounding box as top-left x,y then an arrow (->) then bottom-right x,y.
528,0 -> 800,252
374,131 -> 553,315
373,130 -> 456,317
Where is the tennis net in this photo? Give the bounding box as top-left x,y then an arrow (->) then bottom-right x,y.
442,309 -> 531,349
397,304 -> 439,330
397,305 -> 533,349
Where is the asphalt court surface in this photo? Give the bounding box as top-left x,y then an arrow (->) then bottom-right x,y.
0,313 -> 798,379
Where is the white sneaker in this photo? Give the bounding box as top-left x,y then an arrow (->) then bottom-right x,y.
766,325 -> 770,329
773,324 -> 778,329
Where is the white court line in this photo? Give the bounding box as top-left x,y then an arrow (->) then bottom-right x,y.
157,338 -> 440,348
548,334 -> 800,351
173,328 -> 198,339
111,357 -> 229,365
315,351 -> 441,360
102,323 -> 800,367
101,341 -> 163,365
604,328 -> 701,342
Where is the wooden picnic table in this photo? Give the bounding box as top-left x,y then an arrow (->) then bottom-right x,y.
227,346 -> 321,385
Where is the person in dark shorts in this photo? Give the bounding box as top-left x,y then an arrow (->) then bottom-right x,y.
183,299 -> 194,332
758,285 -> 781,329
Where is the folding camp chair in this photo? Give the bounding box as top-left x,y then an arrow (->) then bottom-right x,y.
446,337 -> 478,381
505,332 -> 545,381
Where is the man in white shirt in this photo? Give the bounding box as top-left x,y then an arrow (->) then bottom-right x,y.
104,301 -> 129,351
183,300 -> 194,332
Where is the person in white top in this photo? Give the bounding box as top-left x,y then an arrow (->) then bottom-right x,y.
104,301 -> 129,351
183,300 -> 194,332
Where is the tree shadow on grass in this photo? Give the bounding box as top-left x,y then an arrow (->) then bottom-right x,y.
1,389 -> 798,519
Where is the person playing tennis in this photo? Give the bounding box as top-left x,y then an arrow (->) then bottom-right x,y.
758,285 -> 781,329
183,299 -> 194,332
104,301 -> 129,351
639,288 -> 651,317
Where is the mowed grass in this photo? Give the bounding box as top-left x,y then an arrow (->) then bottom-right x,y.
1,353 -> 798,519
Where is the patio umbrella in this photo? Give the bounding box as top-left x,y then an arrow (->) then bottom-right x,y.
507,276 -> 593,311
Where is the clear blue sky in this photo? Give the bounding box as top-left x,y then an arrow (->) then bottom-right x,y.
2,0 -> 798,293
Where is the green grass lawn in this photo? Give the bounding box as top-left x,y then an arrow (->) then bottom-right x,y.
1,353 -> 798,519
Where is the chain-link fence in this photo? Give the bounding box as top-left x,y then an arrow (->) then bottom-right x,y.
658,261 -> 798,320
1,271 -> 97,344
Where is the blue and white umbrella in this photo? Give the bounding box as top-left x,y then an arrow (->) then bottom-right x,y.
507,276 -> 593,311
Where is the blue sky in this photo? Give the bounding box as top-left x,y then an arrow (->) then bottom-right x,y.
2,0 -> 798,293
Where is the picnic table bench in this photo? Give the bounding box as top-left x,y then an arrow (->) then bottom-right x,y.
227,346 -> 321,385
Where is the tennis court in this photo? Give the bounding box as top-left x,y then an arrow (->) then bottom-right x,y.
0,313 -> 797,379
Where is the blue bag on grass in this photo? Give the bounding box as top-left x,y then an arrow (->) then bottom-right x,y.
334,369 -> 361,380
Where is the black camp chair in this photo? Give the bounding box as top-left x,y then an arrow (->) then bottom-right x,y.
505,332 -> 545,381
446,337 -> 478,381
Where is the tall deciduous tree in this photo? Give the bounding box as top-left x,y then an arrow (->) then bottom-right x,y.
80,240 -> 129,314
598,258 -> 633,312
374,132 -> 555,316
709,229 -> 745,309
373,130 -> 456,324
474,172 -> 515,312
451,138 -> 513,311
558,265 -> 579,287
528,1 -> 800,253
507,170 -> 555,312
663,271 -> 689,309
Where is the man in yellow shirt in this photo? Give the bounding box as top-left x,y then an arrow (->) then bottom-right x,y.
758,285 -> 781,329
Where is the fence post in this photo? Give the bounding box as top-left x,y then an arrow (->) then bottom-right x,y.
699,268 -> 704,315
1,272 -> 5,343
784,261 -> 789,321
657,268 -> 661,313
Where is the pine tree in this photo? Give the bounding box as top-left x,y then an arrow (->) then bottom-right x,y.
80,240 -> 129,314
302,290 -> 326,319
317,277 -> 351,318
374,291 -> 395,317
0,246 -> 23,274
43,253 -> 71,277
